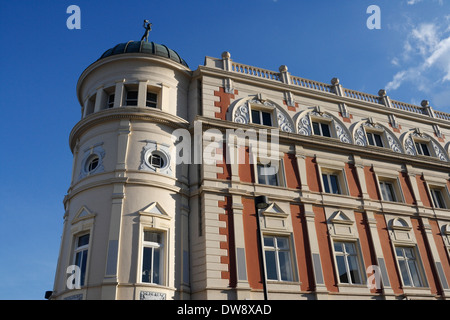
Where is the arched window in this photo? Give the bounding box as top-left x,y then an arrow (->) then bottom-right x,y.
296,107 -> 352,144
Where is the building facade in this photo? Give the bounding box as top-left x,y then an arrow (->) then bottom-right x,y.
50,37 -> 450,300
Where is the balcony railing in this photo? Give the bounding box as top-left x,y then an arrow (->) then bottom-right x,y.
219,52 -> 450,121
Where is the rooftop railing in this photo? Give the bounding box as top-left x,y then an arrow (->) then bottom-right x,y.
219,52 -> 450,122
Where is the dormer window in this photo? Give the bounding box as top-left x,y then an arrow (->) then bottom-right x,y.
251,109 -> 272,126
367,132 -> 384,147
415,141 -> 431,156
312,121 -> 331,137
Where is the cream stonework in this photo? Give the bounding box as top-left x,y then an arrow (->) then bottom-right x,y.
50,39 -> 450,300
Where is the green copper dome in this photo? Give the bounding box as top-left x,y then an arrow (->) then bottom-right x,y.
98,40 -> 189,68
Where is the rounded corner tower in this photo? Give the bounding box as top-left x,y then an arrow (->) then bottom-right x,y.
51,38 -> 194,300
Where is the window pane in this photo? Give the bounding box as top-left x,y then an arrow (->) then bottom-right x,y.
321,123 -> 331,137
127,91 -> 138,99
404,247 -> 414,259
322,174 -> 330,193
312,122 -> 321,135
415,143 -> 423,155
407,260 -> 422,287
348,255 -> 362,284
374,134 -> 383,147
142,247 -> 153,283
257,164 -> 267,185
251,110 -> 261,125
367,132 -> 375,146
144,231 -> 161,243
336,255 -> 349,283
77,234 -> 89,247
264,250 -> 277,280
153,247 -> 161,284
329,175 -> 340,194
276,237 -> 289,250
421,143 -> 430,156
432,190 -> 445,208
334,242 -> 343,252
344,242 -> 356,255
398,260 -> 411,287
262,111 -> 272,126
266,172 -> 278,186
264,236 -> 274,247
396,247 -> 404,257
387,183 -> 396,201
278,251 -> 293,281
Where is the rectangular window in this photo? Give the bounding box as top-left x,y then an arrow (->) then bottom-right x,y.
430,188 -> 446,209
73,234 -> 89,287
125,91 -> 138,106
379,181 -> 397,202
395,246 -> 423,287
263,236 -> 294,282
367,132 -> 383,147
107,94 -> 115,108
142,231 -> 164,285
333,241 -> 363,285
312,121 -> 331,137
257,163 -> 279,186
146,92 -> 157,108
322,173 -> 341,194
415,142 -> 430,156
251,109 -> 272,126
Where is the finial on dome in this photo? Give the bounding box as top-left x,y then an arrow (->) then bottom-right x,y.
141,20 -> 152,42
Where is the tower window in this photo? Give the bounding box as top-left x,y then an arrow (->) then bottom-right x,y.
107,94 -> 115,108
148,152 -> 166,169
146,92 -> 158,108
125,91 -> 138,106
85,155 -> 99,173
73,234 -> 89,287
142,231 -> 164,285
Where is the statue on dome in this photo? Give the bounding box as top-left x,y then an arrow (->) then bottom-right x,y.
141,20 -> 152,42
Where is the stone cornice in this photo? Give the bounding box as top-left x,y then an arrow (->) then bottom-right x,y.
195,115 -> 450,171
69,107 -> 190,152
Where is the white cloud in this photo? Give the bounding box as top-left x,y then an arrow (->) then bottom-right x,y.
385,20 -> 450,106
407,0 -> 423,4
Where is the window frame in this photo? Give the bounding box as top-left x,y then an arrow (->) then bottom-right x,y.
262,235 -> 295,282
332,240 -> 365,285
414,138 -> 432,157
366,131 -> 384,147
72,233 -> 90,287
394,246 -> 425,288
379,180 -> 397,202
141,230 -> 165,285
256,161 -> 280,187
376,175 -> 404,203
322,172 -> 342,194
250,108 -> 274,127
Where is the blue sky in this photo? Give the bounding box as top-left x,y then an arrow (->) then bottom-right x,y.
0,0 -> 449,300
